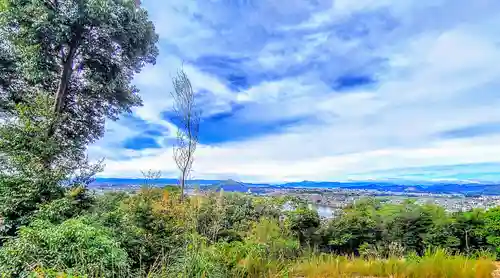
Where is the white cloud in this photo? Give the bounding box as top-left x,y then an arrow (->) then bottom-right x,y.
90,0 -> 500,182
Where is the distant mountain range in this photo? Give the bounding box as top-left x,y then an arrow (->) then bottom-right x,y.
92,178 -> 500,195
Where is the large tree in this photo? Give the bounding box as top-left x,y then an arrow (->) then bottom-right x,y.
1,0 -> 158,148
0,0 -> 158,236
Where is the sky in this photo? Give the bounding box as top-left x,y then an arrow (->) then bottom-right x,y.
89,0 -> 500,183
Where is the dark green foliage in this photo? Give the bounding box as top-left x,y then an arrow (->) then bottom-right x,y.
483,207 -> 500,258
321,200 -> 380,254
423,205 -> 461,252
384,206 -> 433,255
0,174 -> 64,237
285,206 -> 320,245
1,0 -> 158,121
453,209 -> 488,254
319,199 -> 494,258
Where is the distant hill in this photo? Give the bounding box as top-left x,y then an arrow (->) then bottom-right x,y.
216,179 -> 250,193
93,178 -> 221,186
91,178 -> 500,195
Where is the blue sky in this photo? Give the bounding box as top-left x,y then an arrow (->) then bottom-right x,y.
89,0 -> 500,182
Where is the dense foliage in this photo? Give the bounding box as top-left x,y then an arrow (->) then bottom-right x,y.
0,188 -> 499,277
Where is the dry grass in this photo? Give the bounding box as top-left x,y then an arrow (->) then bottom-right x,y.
29,250 -> 498,278
288,249 -> 496,278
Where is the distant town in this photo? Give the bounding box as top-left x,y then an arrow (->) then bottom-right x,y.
269,187 -> 500,218
90,178 -> 500,218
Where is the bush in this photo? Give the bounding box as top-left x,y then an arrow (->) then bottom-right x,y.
0,175 -> 64,237
0,217 -> 129,277
34,186 -> 95,224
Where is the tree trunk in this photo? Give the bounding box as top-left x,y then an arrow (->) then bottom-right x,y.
465,229 -> 469,254
48,33 -> 81,138
53,50 -> 75,115
180,170 -> 186,202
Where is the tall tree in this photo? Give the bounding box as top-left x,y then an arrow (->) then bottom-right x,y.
0,0 -> 158,236
171,68 -> 200,202
1,0 -> 158,149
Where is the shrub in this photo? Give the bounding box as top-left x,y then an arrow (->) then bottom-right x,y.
0,217 -> 129,277
0,175 -> 64,238
34,186 -> 95,224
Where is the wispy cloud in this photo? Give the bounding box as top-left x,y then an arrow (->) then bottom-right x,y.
88,0 -> 500,182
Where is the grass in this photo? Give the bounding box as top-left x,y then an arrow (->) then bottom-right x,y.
29,248 -> 497,278
288,249 -> 496,278
29,250 -> 497,278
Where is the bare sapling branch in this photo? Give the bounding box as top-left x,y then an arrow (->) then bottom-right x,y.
171,67 -> 200,202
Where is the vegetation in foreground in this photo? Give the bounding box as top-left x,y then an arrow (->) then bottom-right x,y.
292,250 -> 495,278
1,0 -> 500,277
0,187 -> 499,277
